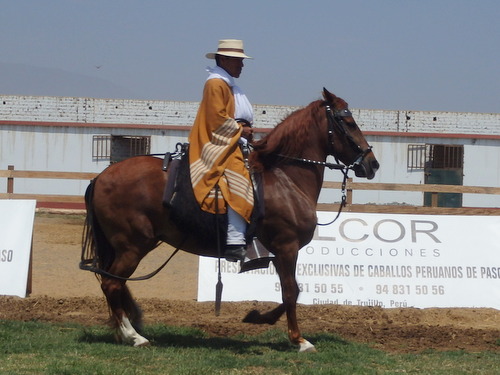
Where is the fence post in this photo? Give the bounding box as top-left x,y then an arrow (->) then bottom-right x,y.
7,165 -> 14,194
346,178 -> 353,205
27,239 -> 33,296
431,192 -> 438,207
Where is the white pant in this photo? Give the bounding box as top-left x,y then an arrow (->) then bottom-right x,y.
227,206 -> 247,245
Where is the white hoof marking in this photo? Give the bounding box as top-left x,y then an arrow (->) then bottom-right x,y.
118,316 -> 150,347
298,339 -> 317,353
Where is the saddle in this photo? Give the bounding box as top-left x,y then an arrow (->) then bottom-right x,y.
162,143 -> 272,271
162,143 -> 227,248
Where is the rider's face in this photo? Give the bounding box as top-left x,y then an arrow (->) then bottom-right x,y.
218,56 -> 244,78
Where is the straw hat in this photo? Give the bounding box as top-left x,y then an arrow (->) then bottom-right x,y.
206,39 -> 253,59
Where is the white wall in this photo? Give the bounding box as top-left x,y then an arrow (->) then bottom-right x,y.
2,95 -> 499,134
463,140 -> 500,207
1,95 -> 499,206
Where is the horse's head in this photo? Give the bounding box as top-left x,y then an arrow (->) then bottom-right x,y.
322,88 -> 379,179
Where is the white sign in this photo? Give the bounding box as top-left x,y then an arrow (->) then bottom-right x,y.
198,212 -> 500,309
0,200 -> 36,298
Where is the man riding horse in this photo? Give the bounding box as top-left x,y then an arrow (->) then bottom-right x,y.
80,40 -> 379,350
188,39 -> 255,263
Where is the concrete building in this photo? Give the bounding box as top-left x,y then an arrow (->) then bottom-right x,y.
1,95 -> 499,207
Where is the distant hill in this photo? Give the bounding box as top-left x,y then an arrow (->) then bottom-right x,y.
0,62 -> 137,99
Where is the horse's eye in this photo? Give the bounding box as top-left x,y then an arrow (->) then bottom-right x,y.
344,119 -> 357,128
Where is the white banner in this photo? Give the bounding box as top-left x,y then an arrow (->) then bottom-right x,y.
0,200 -> 36,298
198,212 -> 500,309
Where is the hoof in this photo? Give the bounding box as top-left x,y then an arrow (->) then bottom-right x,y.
117,316 -> 150,347
134,338 -> 150,347
242,309 -> 262,324
298,339 -> 316,353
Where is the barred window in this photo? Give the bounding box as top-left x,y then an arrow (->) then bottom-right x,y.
427,144 -> 463,169
407,144 -> 427,171
407,144 -> 463,171
92,135 -> 151,163
92,135 -> 112,160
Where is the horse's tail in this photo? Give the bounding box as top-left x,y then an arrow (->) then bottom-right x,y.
80,178 -> 115,279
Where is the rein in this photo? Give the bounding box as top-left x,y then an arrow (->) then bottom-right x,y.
80,247 -> 180,281
80,237 -> 186,281
317,169 -> 349,226
276,154 -> 346,170
277,151 -> 350,226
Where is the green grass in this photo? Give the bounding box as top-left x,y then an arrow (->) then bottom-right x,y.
0,320 -> 498,375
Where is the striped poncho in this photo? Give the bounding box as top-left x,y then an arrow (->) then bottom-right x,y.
188,77 -> 254,222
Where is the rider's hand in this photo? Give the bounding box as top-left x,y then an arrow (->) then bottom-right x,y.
241,125 -> 254,143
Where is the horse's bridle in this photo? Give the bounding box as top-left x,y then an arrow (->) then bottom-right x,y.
276,104 -> 374,226
325,104 -> 373,169
276,104 -> 373,171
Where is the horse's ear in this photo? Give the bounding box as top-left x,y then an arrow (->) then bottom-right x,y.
322,87 -> 337,102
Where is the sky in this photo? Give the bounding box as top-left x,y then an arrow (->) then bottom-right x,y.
1,0 -> 499,113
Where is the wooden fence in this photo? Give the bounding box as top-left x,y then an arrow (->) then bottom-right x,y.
2,165 -> 500,215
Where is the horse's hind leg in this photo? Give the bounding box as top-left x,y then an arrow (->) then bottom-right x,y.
243,303 -> 286,325
100,252 -> 150,347
120,286 -> 144,331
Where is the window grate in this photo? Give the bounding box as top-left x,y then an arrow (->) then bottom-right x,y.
407,144 -> 427,171
428,144 -> 463,169
92,135 -> 112,160
110,135 -> 151,163
92,135 -> 151,163
408,144 -> 463,171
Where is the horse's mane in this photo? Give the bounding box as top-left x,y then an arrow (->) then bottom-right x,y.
250,95 -> 347,171
249,100 -> 323,172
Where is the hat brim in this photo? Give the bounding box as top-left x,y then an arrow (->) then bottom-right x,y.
206,51 -> 253,59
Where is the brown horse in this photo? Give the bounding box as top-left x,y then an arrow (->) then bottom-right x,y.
80,88 -> 379,352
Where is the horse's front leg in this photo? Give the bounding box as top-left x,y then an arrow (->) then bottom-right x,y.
274,249 -> 316,353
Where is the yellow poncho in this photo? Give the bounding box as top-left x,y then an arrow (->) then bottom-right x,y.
188,78 -> 254,222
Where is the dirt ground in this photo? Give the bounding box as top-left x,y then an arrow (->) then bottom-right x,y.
1,212 -> 499,353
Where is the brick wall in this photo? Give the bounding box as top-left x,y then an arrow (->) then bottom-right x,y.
1,95 -> 498,135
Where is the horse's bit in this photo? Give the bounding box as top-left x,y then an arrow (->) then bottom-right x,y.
325,105 -> 373,169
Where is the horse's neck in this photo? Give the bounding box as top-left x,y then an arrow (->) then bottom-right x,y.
277,163 -> 325,203
291,141 -> 328,201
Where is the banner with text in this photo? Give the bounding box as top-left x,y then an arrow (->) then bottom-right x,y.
0,200 -> 36,298
198,212 -> 500,309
